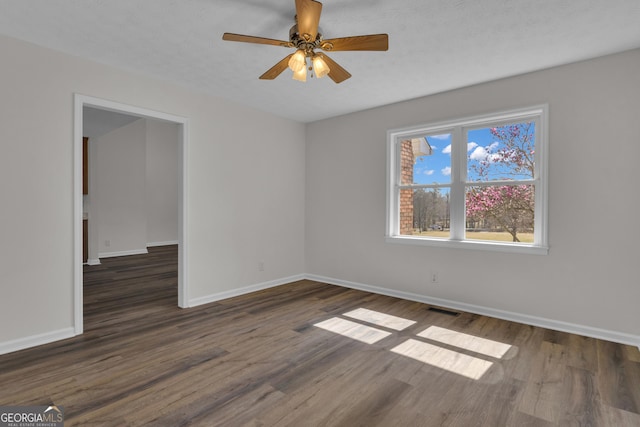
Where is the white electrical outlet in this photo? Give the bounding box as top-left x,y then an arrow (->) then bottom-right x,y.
105,239 -> 111,247
258,261 -> 265,271
430,271 -> 439,284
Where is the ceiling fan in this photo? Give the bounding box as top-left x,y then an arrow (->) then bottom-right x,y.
222,0 -> 388,83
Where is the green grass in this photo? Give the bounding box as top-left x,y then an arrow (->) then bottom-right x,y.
414,230 -> 534,243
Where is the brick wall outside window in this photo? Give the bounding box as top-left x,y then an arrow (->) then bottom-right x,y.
400,140 -> 414,235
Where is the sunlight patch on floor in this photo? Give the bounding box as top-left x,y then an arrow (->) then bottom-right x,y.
343,308 -> 416,331
417,325 -> 512,359
391,339 -> 493,380
314,317 -> 392,344
312,309 -> 515,380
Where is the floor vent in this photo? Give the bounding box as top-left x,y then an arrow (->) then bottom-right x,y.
428,307 -> 460,316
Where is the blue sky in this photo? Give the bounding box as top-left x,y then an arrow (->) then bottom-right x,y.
412,125 -> 533,184
412,133 -> 454,185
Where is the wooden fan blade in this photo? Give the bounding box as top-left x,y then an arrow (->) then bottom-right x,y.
222,33 -> 289,47
295,0 -> 322,41
317,53 -> 351,84
259,54 -> 294,80
322,34 -> 389,51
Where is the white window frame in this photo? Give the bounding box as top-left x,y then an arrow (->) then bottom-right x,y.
386,105 -> 549,255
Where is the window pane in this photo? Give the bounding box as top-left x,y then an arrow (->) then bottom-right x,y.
400,134 -> 452,185
465,185 -> 535,243
467,122 -> 535,181
400,188 -> 450,236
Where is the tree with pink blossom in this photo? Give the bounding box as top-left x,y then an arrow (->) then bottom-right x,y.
466,123 -> 535,242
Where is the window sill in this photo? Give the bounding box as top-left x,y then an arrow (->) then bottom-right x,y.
385,235 -> 549,255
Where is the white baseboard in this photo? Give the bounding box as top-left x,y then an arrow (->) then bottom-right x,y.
187,274 -> 306,308
6,274 -> 637,355
87,258 -> 101,265
305,274 -> 640,349
98,248 -> 149,258
0,327 -> 76,356
147,240 -> 179,247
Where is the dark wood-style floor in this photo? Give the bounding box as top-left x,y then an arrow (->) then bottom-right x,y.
0,245 -> 638,426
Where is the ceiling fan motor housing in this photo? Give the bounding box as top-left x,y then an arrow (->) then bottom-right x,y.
289,24 -> 333,54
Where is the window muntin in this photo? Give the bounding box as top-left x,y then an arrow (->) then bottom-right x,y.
387,106 -> 548,254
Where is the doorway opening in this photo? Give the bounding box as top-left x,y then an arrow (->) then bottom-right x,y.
73,94 -> 189,335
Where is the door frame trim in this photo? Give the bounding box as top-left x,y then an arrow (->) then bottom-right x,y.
73,94 -> 190,335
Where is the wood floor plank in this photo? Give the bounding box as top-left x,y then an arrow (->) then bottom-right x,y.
328,377 -> 411,426
518,341 -> 568,423
625,345 -> 640,363
478,378 -> 527,427
596,402 -> 640,427
556,366 -> 599,426
565,334 -> 598,372
506,325 -> 546,382
0,245 -> 637,426
597,339 -> 640,415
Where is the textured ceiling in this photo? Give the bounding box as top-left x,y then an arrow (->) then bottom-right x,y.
1,0 -> 640,123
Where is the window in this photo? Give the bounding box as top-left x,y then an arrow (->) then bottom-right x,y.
386,105 -> 548,254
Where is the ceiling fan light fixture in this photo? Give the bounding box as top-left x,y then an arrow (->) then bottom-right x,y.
292,64 -> 307,82
288,49 -> 306,72
222,0 -> 388,84
312,54 -> 330,78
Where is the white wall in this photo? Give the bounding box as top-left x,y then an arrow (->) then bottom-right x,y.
90,119 -> 180,258
146,120 -> 179,246
88,117 -> 179,258
305,49 -> 640,342
95,118 -> 147,256
0,34 -> 306,350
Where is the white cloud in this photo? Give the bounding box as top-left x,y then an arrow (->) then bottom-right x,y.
469,142 -> 500,161
470,146 -> 490,161
424,170 -> 434,176
442,144 -> 451,154
467,142 -> 478,152
430,134 -> 450,140
441,166 -> 451,176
